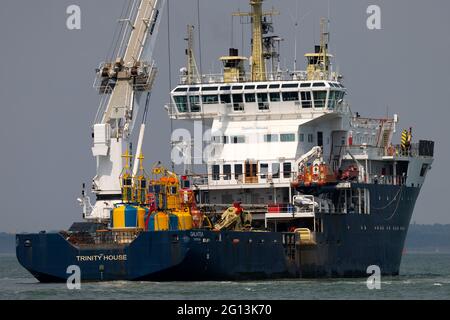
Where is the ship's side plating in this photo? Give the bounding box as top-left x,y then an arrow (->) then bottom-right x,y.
17,183 -> 420,282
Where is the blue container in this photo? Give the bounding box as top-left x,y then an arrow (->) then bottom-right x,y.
169,214 -> 179,230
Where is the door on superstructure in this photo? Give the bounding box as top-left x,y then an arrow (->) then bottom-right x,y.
245,161 -> 258,184
317,131 -> 323,147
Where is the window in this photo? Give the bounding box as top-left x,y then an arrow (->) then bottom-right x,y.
174,87 -> 188,92
244,85 -> 255,90
189,87 -> 200,92
232,93 -> 243,103
264,134 -> 279,142
223,165 -> 231,180
203,87 -> 218,91
189,95 -> 201,112
420,164 -> 429,177
245,93 -> 256,103
231,136 -> 245,144
280,133 -> 296,142
220,86 -> 231,91
328,91 -> 336,109
212,136 -> 228,144
260,163 -> 269,179
257,84 -> 268,89
282,83 -> 299,88
212,165 -> 220,181
257,93 -> 269,110
232,85 -> 243,90
232,94 -> 244,111
235,164 -> 243,180
301,92 -> 312,108
299,133 -> 305,142
283,162 -> 292,178
313,91 -> 327,108
308,134 -> 314,143
220,94 -> 231,104
174,96 -> 188,112
270,92 -> 281,102
282,91 -> 299,101
257,92 -> 268,102
202,95 -> 219,104
272,163 -> 280,179
312,82 -> 326,87
300,83 -> 311,87
269,84 -> 280,89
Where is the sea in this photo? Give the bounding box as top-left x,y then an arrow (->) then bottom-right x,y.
1,253 -> 450,300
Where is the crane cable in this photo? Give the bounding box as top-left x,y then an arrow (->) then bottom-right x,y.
167,0 -> 175,171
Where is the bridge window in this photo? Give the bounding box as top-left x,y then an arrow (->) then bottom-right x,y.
174,96 -> 188,112
264,134 -> 279,142
189,96 -> 201,112
328,91 -> 336,109
245,93 -> 256,103
244,85 -> 255,90
174,87 -> 188,92
232,85 -> 243,90
301,91 -> 312,108
220,86 -> 231,91
189,87 -> 200,92
270,92 -> 281,102
313,91 -> 327,108
257,93 -> 269,110
257,84 -> 268,89
269,84 -> 280,89
280,133 -> 296,142
232,94 -> 244,111
282,91 -> 299,101
220,94 -> 231,104
282,83 -> 299,88
202,95 -> 219,104
203,86 -> 218,91
313,82 -> 326,87
300,83 -> 311,87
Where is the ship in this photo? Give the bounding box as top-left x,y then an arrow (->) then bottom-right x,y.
16,0 -> 434,282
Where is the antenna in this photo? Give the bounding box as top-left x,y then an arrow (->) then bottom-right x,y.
185,25 -> 201,84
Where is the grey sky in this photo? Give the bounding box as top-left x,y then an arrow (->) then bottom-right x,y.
0,0 -> 448,232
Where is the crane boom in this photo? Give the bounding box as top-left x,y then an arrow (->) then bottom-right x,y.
86,0 -> 164,220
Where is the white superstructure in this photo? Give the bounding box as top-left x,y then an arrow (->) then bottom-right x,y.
166,1 -> 433,223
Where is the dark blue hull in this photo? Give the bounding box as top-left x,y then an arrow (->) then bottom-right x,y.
16,185 -> 420,282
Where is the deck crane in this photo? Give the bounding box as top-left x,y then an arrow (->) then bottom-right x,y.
81,0 -> 165,220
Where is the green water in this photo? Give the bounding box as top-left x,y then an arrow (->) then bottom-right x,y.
1,253 -> 450,300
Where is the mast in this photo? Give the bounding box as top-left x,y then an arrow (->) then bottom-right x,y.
305,17 -> 332,81
233,0 -> 278,82
185,25 -> 201,84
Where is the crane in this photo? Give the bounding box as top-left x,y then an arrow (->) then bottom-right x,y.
81,0 -> 165,220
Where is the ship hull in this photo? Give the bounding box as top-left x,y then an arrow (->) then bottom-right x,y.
16,185 -> 419,282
